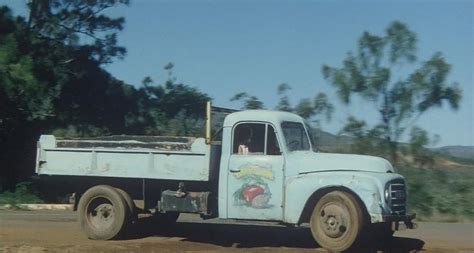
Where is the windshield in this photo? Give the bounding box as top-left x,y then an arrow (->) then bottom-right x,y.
281,121 -> 311,151
304,121 -> 319,152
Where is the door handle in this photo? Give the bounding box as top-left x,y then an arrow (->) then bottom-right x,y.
230,169 -> 241,173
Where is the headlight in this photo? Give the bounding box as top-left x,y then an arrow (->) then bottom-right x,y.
384,188 -> 390,202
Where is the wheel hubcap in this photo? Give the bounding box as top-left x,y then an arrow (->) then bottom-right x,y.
87,198 -> 115,230
319,204 -> 349,238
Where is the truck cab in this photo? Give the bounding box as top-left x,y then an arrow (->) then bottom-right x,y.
216,110 -> 414,250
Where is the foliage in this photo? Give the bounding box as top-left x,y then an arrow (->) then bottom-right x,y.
0,7 -> 55,123
230,84 -> 334,128
138,63 -> 211,136
338,116 -> 386,156
275,83 -> 292,112
51,124 -> 111,138
26,0 -> 129,64
434,152 -> 474,166
405,126 -> 438,167
276,84 -> 334,127
399,166 -> 474,222
230,92 -> 265,109
323,21 -> 462,163
0,6 -> 59,189
0,182 -> 43,205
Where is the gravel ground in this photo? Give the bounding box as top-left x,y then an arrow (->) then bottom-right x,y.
0,210 -> 473,253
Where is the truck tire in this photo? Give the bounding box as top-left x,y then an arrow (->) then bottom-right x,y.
114,187 -> 137,221
310,191 -> 363,252
78,185 -> 129,240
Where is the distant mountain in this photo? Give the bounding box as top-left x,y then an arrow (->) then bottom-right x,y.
432,146 -> 474,160
312,129 -> 353,152
311,128 -> 474,162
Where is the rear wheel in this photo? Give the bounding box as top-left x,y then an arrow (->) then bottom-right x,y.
310,191 -> 363,252
115,187 -> 137,222
78,185 -> 129,240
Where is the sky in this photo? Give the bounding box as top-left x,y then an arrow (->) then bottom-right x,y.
2,0 -> 473,147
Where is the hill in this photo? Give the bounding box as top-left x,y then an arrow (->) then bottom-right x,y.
314,129 -> 474,162
312,129 -> 353,152
433,146 -> 474,160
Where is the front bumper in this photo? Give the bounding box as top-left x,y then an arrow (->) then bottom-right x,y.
383,213 -> 416,230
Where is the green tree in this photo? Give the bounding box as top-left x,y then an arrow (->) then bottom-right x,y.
0,1 -> 130,189
139,63 -> 211,136
277,84 -> 333,125
276,83 -> 292,112
26,0 -> 129,64
0,0 -> 131,136
230,92 -> 265,109
231,84 -> 333,125
308,93 -> 334,124
0,7 -> 54,123
0,7 -> 60,188
322,21 -> 462,163
339,117 -> 386,156
407,127 -> 438,167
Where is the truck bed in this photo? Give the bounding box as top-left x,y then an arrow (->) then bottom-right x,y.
55,135 -> 196,151
36,135 -> 212,181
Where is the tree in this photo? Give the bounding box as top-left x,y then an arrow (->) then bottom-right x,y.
1,0 -> 131,136
407,127 -> 438,168
0,7 -> 55,122
230,92 -> 265,109
276,83 -> 292,112
230,84 -> 334,125
276,83 -> 333,125
339,117 -> 386,156
26,0 -> 129,64
139,63 -> 211,136
0,1 -> 130,189
0,7 -> 59,189
322,21 -> 462,163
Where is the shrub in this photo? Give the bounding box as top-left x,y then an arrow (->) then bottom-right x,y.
0,182 -> 43,205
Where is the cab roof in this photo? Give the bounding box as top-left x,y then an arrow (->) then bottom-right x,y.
223,110 -> 304,127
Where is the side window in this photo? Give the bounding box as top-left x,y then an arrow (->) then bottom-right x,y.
233,123 -> 281,155
233,123 -> 265,155
266,125 -> 281,155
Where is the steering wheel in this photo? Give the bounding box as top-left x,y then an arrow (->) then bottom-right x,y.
288,140 -> 300,151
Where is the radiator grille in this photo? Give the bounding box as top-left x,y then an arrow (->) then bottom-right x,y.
387,180 -> 406,215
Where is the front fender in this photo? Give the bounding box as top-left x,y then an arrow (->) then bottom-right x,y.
283,171 -> 403,224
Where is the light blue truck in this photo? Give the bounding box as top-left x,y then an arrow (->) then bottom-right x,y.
36,103 -> 415,252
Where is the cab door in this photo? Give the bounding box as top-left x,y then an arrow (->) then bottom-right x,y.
227,122 -> 284,220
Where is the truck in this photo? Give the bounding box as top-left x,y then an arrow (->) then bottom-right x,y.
35,102 -> 415,252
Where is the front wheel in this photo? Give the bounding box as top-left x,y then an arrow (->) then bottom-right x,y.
310,191 -> 363,252
78,185 -> 129,240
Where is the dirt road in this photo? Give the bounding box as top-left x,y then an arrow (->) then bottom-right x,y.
0,210 -> 472,253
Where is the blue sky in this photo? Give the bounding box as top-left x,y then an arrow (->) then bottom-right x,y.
2,0 -> 473,147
